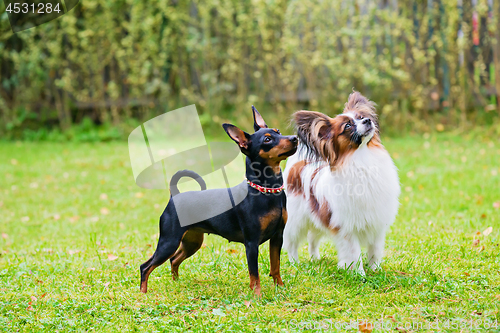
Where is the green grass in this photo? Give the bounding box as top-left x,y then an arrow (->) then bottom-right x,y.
1,132 -> 499,332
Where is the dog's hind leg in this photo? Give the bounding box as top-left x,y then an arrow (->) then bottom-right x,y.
334,234 -> 365,276
282,196 -> 309,263
283,214 -> 308,263
140,233 -> 184,293
170,229 -> 204,279
307,229 -> 323,260
367,231 -> 386,271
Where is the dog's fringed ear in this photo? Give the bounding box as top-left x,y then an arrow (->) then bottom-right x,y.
293,111 -> 335,163
222,123 -> 251,153
294,111 -> 332,140
252,105 -> 268,132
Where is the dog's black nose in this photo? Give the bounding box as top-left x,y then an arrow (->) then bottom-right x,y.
362,118 -> 371,125
290,136 -> 298,144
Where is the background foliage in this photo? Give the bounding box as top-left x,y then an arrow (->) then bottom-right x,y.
1,0 -> 500,140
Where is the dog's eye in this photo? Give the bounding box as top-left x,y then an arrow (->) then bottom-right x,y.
345,124 -> 351,129
264,137 -> 272,143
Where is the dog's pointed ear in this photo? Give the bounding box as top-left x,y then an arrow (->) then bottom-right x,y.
252,105 -> 268,132
223,123 -> 251,152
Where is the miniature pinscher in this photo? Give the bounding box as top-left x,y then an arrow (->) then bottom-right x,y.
140,106 -> 298,296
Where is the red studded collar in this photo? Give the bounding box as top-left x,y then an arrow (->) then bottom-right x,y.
246,179 -> 284,194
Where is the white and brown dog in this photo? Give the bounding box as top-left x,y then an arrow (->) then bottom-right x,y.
283,91 -> 400,275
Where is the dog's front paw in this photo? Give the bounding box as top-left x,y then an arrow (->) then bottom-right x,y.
369,262 -> 381,272
338,262 -> 365,276
272,275 -> 284,286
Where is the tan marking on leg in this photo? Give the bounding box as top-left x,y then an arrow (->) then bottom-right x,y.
140,264 -> 158,293
269,243 -> 284,286
249,274 -> 262,296
170,229 -> 204,280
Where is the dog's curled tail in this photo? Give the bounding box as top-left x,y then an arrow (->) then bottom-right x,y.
169,170 -> 207,196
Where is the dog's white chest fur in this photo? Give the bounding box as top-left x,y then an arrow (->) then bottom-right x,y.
319,146 -> 400,237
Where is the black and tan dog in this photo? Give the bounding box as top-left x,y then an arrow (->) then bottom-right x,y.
140,107 -> 298,296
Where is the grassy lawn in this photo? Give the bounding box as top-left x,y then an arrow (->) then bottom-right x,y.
1,132 -> 499,332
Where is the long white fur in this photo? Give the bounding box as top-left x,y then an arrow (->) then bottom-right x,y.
283,112 -> 400,275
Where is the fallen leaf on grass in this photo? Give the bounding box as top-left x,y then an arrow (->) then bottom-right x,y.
478,245 -> 485,253
386,315 -> 396,322
483,227 -> 493,236
463,272 -> 470,276
226,249 -> 238,254
291,308 -> 298,313
244,301 -> 251,308
395,327 -> 407,333
107,254 -> 118,261
69,216 -> 80,223
1,233 -> 8,239
472,310 -> 482,315
359,321 -> 374,333
27,305 -> 34,311
472,239 -> 480,246
30,296 -> 37,302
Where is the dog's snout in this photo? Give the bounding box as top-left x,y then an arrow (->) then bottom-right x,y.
290,136 -> 298,145
362,118 -> 371,125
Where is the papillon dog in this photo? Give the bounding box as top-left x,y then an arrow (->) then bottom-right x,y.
283,91 -> 400,275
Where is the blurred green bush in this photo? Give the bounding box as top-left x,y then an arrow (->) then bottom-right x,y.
1,0 -> 499,140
